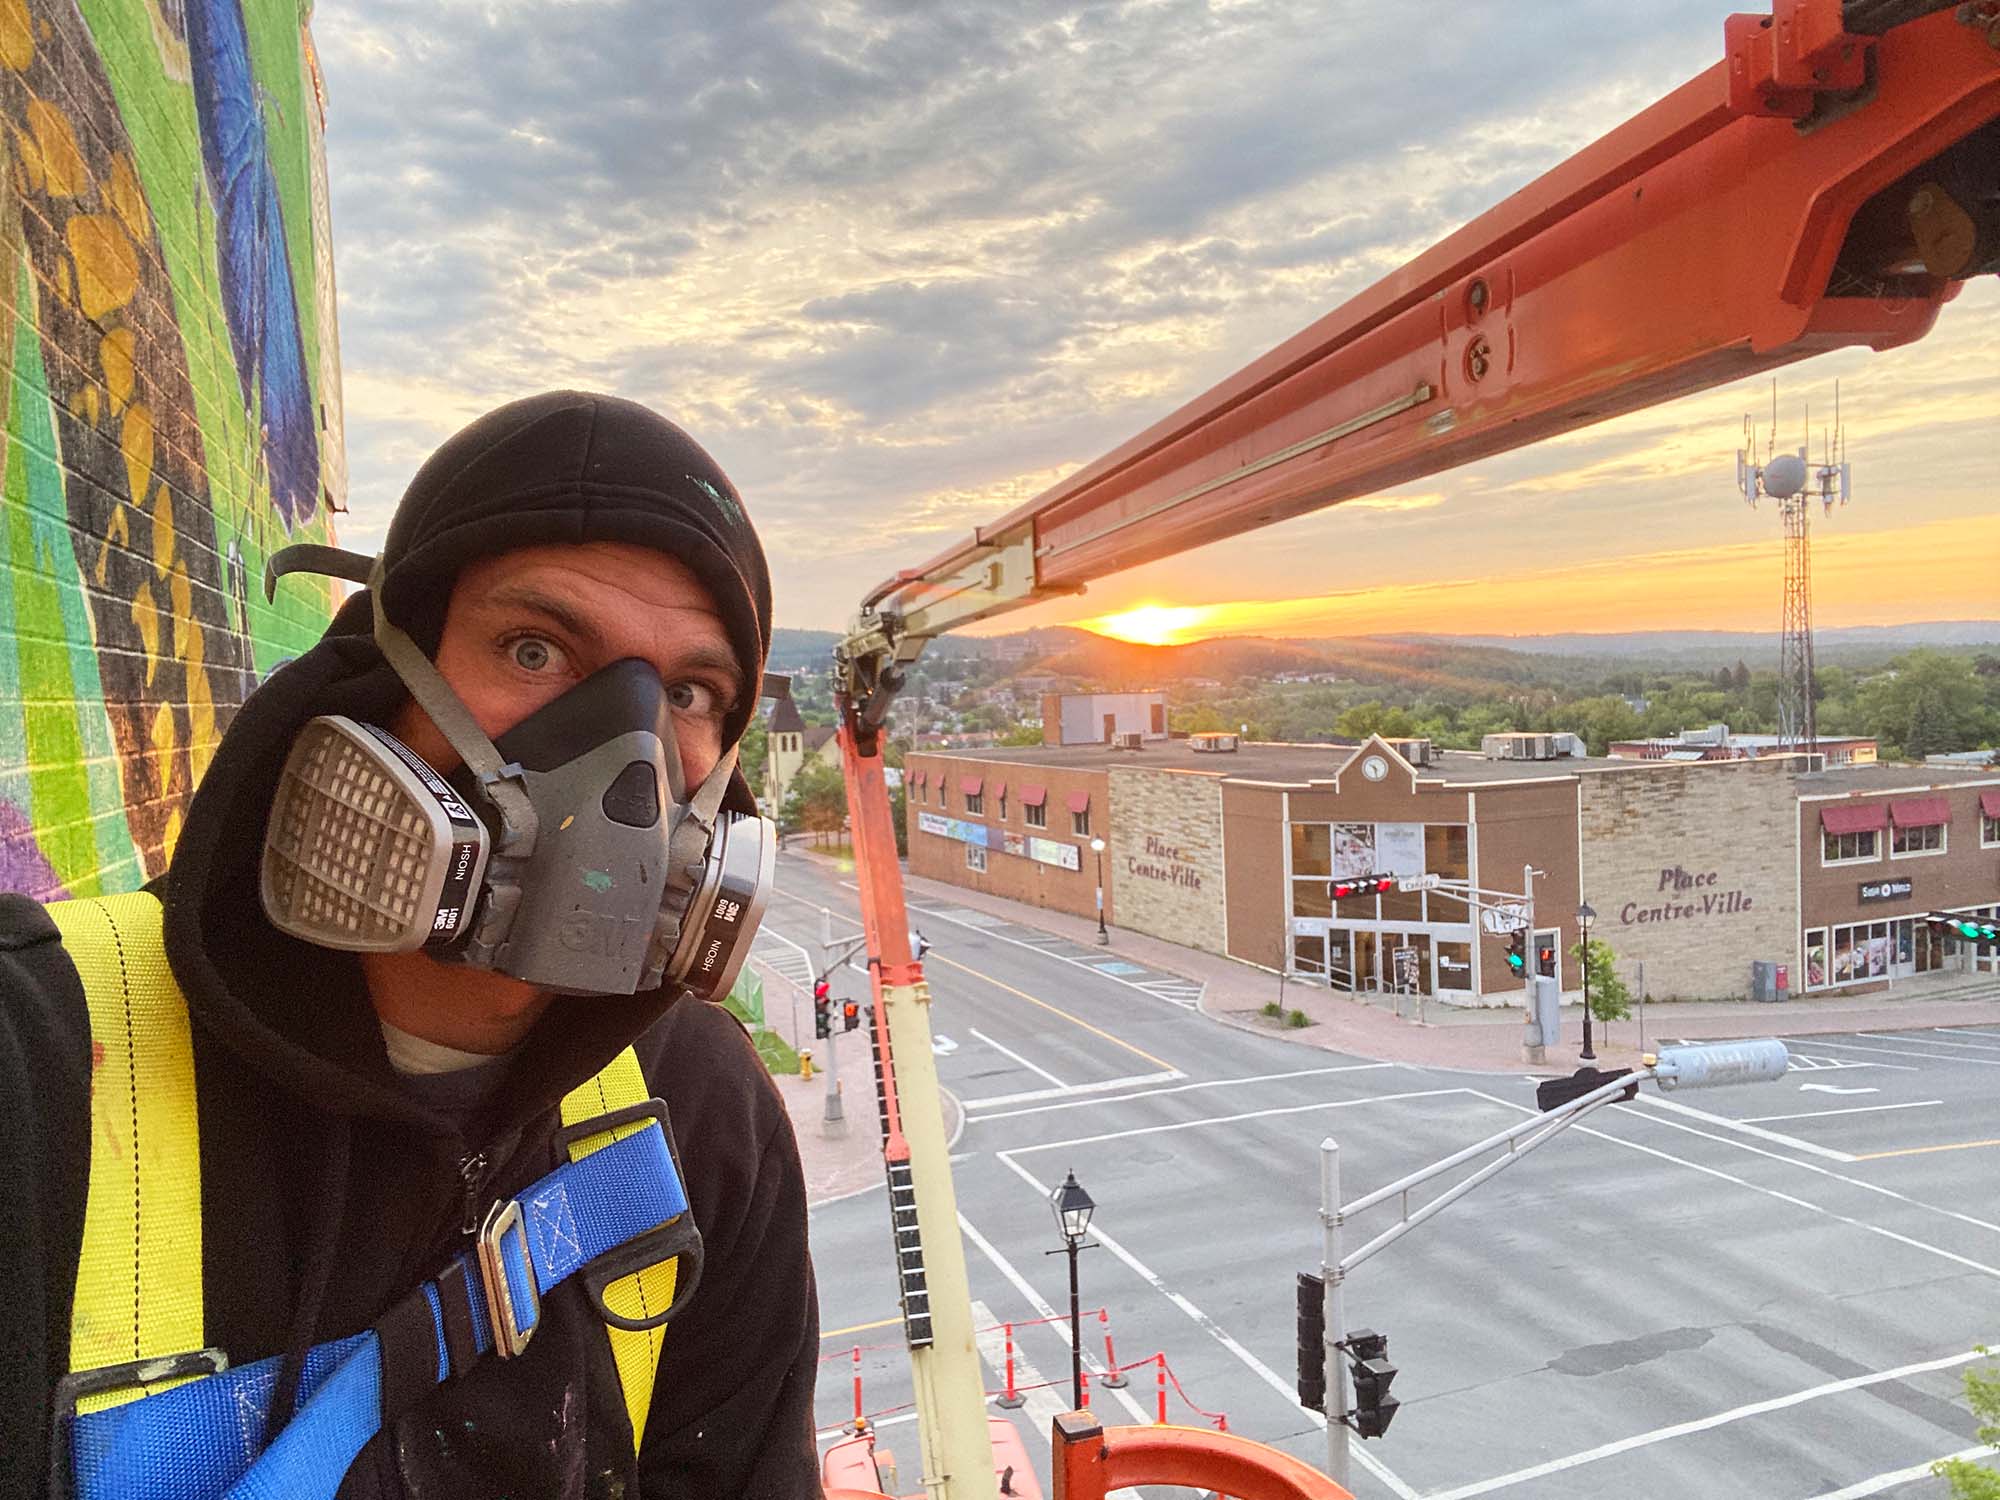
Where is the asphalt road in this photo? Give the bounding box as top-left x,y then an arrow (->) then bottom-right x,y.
782,853 -> 2000,1500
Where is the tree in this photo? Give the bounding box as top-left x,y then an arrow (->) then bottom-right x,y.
1933,1352 -> 2000,1498
737,716 -> 769,801
997,723 -> 1044,746
1570,936 -> 1633,1023
1857,650 -> 1989,759
779,760 -> 848,843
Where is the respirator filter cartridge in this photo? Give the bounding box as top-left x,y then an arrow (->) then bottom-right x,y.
262,715 -> 491,952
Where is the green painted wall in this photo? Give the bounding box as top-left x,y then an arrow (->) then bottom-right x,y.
0,0 -> 342,899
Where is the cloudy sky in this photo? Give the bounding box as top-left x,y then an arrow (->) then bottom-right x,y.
314,0 -> 1999,643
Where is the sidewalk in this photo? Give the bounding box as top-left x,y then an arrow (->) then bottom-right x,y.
790,849 -> 2000,1081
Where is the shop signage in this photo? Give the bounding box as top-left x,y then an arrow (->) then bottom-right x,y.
1619,866 -> 1754,926
1376,823 -> 1426,877
1858,877 -> 1913,902
923,810 -> 1076,870
918,812 -> 993,848
1127,833 -> 1203,890
1027,836 -> 1080,871
1392,946 -> 1419,990
1003,831 -> 1025,857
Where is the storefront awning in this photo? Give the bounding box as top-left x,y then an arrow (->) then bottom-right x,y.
911,769 -> 926,787
1889,796 -> 1950,828
1981,789 -> 2000,820
1819,803 -> 1886,835
1065,791 -> 1091,815
1020,784 -> 1048,806
991,781 -> 1007,802
960,776 -> 983,797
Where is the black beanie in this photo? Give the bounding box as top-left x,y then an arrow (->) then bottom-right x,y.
376,391 -> 772,750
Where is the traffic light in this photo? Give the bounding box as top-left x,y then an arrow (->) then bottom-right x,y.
1504,930 -> 1527,975
1340,1329 -> 1398,1439
1295,1272 -> 1326,1414
1928,911 -> 2000,947
1330,874 -> 1396,900
842,999 -> 862,1032
813,977 -> 832,1039
1537,942 -> 1557,979
1536,1066 -> 1638,1112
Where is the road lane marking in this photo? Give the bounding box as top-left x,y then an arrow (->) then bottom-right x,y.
1856,1031 -> 2000,1054
969,1062 -> 1400,1122
1786,1054 -> 1917,1072
1737,1100 -> 1942,1123
1796,1083 -> 1877,1095
957,1213 -> 1155,1430
1001,1088 -> 1464,1156
1785,1037 -> 2000,1067
1641,1096 -> 1858,1163
966,1026 -> 1067,1089
1807,1445 -> 2000,1498
1853,1137 -> 2000,1161
962,1071 -> 1182,1110
1422,1341 -> 1999,1499
990,1152 -> 1421,1500
1936,1028 -> 2000,1041
927,951 -> 1180,1073
969,1296 -> 1070,1443
823,1316 -> 903,1339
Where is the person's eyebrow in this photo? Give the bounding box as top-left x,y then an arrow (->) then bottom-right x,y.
673,642 -> 747,707
480,582 -> 744,706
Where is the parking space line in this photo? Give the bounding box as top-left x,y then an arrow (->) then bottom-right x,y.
962,1071 -> 1182,1110
1000,1088 -> 1465,1156
928,952 -> 1182,1074
1737,1100 -> 1943,1124
1853,1138 -> 2000,1161
1936,1028 -> 2000,1041
1807,1445 -> 1999,1499
1855,1031 -> 2000,1054
1422,1342 -> 1996,1499
1641,1096 -> 1858,1163
822,1315 -> 902,1339
991,1153 -> 1421,1500
1786,1037 -> 2000,1067
969,1062 -> 1399,1123
967,1026 -> 1068,1090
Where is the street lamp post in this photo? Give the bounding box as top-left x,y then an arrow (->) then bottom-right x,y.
1090,837 -> 1108,944
1048,1169 -> 1096,1409
1577,900 -> 1597,1062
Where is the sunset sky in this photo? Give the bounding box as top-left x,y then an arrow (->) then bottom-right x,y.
314,2 -> 2000,643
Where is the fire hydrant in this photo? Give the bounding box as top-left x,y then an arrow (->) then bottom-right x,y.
800,1050 -> 814,1080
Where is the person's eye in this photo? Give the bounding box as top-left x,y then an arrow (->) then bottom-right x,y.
506,635 -> 565,674
666,680 -> 722,716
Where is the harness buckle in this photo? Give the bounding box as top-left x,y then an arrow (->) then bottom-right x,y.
49,1347 -> 230,1500
553,1099 -> 706,1333
476,1198 -> 540,1359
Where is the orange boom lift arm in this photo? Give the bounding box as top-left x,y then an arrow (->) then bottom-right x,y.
829,5 -> 1999,1496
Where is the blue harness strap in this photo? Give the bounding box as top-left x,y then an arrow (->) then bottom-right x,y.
62,1120 -> 693,1500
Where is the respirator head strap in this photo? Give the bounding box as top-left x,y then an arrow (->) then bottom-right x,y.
363,557 -> 540,859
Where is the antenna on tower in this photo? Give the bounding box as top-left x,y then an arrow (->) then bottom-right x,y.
1733,382 -> 1856,762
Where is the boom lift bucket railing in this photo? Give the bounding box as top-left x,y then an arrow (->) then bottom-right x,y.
829,4 -> 1998,1497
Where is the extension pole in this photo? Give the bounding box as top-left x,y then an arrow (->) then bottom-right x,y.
1321,1138 -> 1349,1488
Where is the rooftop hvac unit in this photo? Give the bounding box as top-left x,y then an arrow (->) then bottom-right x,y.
1384,737 -> 1436,767
1189,732 -> 1239,753
1112,732 -> 1145,750
1480,733 -> 1560,761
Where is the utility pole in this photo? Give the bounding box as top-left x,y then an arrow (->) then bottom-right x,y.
1522,865 -> 1544,1065
820,906 -> 846,1131
1320,1138 -> 1350,1489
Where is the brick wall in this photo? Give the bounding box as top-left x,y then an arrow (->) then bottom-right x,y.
1578,758 -> 1802,1000
1108,766 -> 1226,954
0,0 -> 344,900
904,754 -> 1112,921
1222,781 -> 1286,969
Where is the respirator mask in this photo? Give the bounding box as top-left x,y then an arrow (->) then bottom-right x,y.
256,545 -> 776,1000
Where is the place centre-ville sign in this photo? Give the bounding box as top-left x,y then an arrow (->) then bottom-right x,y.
1618,865 -> 1754,926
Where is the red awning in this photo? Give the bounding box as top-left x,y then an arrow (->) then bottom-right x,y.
1889,796 -> 1950,828
991,781 -> 1007,802
1065,791 -> 1091,815
1819,803 -> 1886,836
1020,784 -> 1048,806
960,776 -> 983,797
1981,789 -> 2000,820
912,769 -> 926,787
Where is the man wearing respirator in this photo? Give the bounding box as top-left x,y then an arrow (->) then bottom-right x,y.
0,392 -> 819,1499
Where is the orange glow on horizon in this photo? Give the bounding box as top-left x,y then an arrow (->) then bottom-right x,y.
1061,514 -> 1999,643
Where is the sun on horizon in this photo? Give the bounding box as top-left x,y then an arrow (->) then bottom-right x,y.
1080,604 -> 1215,646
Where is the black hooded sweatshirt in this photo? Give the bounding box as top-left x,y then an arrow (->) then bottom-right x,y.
0,395 -> 819,1499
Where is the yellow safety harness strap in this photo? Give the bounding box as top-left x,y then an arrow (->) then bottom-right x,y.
46,893 -> 205,1412
560,1047 -> 675,1451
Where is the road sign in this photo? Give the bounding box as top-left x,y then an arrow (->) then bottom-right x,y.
1396,874 -> 1441,892
1392,947 -> 1419,990
1480,904 -> 1528,935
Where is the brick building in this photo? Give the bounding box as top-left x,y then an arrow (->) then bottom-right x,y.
906,735 -> 2000,1004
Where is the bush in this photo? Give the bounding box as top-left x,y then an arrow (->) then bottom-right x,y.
1286,1008 -> 1311,1028
1262,1000 -> 1282,1017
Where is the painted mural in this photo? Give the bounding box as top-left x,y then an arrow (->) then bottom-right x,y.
0,0 -> 342,901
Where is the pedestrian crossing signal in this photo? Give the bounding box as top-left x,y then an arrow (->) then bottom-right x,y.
842,1000 -> 861,1032
1339,1328 -> 1398,1439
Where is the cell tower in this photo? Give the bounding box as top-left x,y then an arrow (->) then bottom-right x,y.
1736,381 -> 1851,759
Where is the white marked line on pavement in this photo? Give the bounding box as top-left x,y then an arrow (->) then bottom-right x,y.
1856,1030 -> 2000,1054
957,1213 -> 1154,1431
1001,1088 -> 1466,1157
1737,1100 -> 1943,1124
970,1296 -> 1069,1441
1796,1083 -> 1877,1096
1936,1028 -> 2000,1042
970,1062 -> 1400,1123
961,1071 -> 1184,1110
1639,1096 -> 1858,1163
991,1153 -> 1421,1500
1806,1445 -> 1999,1499
1786,1036 -> 2000,1067
967,1027 -> 1067,1090
1423,1342 -> 1998,1500
1786,1054 -> 1918,1073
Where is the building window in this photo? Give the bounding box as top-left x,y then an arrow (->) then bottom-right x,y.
1891,822 -> 1945,857
964,792 -> 983,816
1803,928 -> 1826,989
1025,801 -> 1047,829
1984,812 -> 2000,848
997,792 -> 1008,822
966,844 -> 987,873
939,785 -> 950,811
1822,828 -> 1878,865
1072,807 -> 1091,838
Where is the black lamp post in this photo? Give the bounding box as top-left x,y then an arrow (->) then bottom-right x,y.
1049,1168 -> 1096,1408
1577,901 -> 1597,1062
1090,838 -> 1109,944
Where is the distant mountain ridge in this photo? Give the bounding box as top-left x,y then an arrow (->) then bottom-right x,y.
1411,622 -> 2000,657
